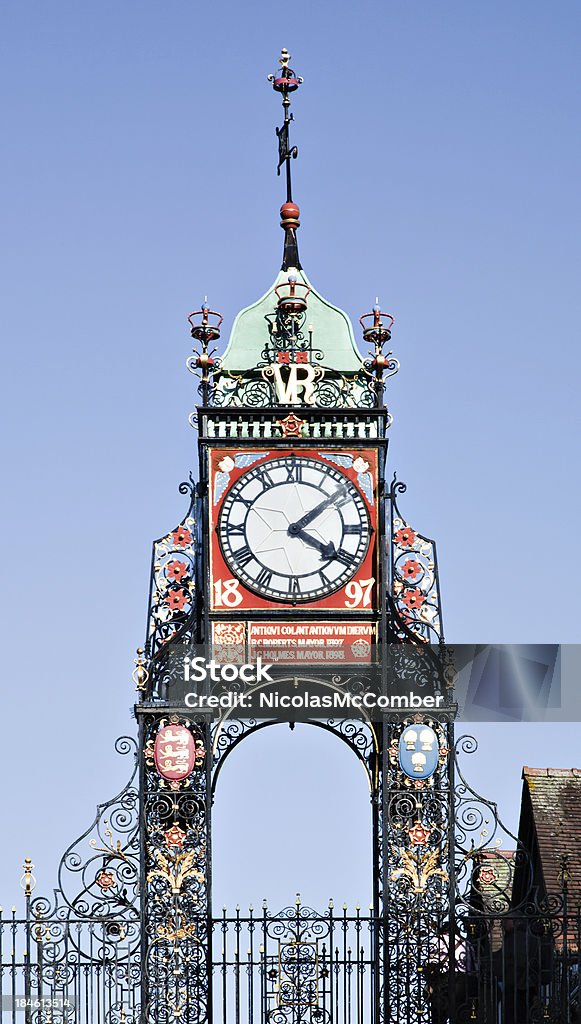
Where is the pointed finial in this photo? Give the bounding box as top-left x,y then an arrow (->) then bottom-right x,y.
132,648 -> 149,692
20,857 -> 36,898
268,50 -> 304,270
187,302 -> 223,404
280,202 -> 302,271
359,302 -> 398,407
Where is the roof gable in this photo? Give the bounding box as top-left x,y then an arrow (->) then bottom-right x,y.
221,270 -> 363,374
518,767 -> 581,904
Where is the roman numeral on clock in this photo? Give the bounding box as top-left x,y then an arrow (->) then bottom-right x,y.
227,522 -> 245,537
318,568 -> 331,587
216,452 -> 373,604
234,545 -> 254,567
286,460 -> 303,483
334,548 -> 356,568
257,467 -> 275,489
256,567 -> 273,589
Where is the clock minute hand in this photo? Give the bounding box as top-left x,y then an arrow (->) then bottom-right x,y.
288,486 -> 347,535
291,528 -> 336,560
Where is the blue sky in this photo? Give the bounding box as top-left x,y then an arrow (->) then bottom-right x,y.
1,0 -> 580,912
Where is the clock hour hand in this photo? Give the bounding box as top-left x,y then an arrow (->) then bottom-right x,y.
291,528 -> 336,560
288,486 -> 347,534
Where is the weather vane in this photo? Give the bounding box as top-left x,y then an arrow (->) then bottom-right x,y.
268,49 -> 303,204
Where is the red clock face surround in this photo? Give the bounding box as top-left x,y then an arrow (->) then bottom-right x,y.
209,448 -> 378,613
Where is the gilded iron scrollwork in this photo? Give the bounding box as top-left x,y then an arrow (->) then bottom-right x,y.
142,714 -> 209,1024
264,905 -> 332,1024
209,364 -> 386,412
6,737 -> 143,1022
31,736 -> 140,931
452,733 -> 531,912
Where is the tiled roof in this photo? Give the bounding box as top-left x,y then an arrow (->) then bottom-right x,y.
521,767 -> 581,904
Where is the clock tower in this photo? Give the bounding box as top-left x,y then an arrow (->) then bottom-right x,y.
138,49 -> 452,1024
6,48 -> 563,1024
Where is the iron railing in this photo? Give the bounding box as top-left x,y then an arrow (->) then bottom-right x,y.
2,903 -> 581,1023
0,908 -> 140,1024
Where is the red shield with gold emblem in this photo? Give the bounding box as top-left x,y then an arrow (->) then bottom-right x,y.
153,725 -> 196,782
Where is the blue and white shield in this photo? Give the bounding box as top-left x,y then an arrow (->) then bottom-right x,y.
398,724 -> 439,780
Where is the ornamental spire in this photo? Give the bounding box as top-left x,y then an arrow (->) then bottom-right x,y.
268,49 -> 303,271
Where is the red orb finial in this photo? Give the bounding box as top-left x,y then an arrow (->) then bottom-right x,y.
280,202 -> 300,230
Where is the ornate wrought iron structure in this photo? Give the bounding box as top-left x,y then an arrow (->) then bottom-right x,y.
5,733 -> 578,1023
5,48 -> 577,1024
187,288 -> 400,416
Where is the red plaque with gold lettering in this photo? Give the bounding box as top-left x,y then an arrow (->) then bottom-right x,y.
208,447 -> 378,612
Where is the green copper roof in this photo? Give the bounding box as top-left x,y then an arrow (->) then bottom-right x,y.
221,269 -> 364,373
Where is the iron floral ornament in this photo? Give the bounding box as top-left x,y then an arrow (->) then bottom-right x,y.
390,845 -> 449,895
389,479 -> 443,645
148,847 -> 205,897
147,503 -> 197,659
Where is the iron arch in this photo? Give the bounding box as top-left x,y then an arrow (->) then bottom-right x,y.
209,674 -> 380,798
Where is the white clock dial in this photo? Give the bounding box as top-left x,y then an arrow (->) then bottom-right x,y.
217,455 -> 371,602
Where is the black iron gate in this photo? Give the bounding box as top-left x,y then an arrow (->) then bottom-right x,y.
3,900 -> 581,1024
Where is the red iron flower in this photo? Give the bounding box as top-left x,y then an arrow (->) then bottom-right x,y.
172,526 -> 193,548
165,588 -> 188,611
402,589 -> 425,610
478,867 -> 497,886
164,824 -> 186,850
96,870 -> 115,891
166,560 -> 188,582
408,821 -> 431,847
395,527 -> 416,548
277,351 -> 291,364
401,559 -> 422,580
296,351 -> 308,363
277,413 -> 306,438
